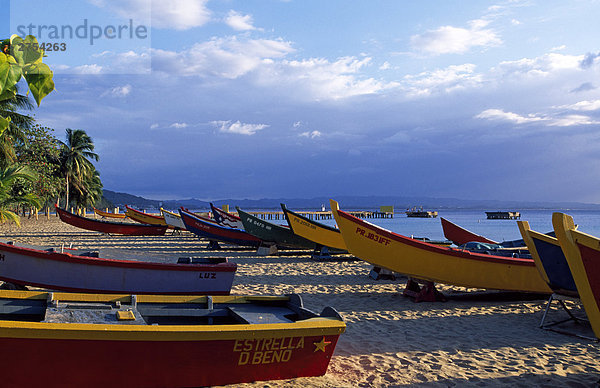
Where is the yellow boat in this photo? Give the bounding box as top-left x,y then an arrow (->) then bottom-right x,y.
552,212 -> 600,338
93,208 -> 126,219
330,199 -> 551,293
125,205 -> 167,226
281,204 -> 347,251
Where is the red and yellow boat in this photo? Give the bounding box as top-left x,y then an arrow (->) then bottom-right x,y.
331,200 -> 551,293
125,205 -> 168,226
93,208 -> 127,219
553,212 -> 600,338
57,207 -> 167,236
0,290 -> 345,387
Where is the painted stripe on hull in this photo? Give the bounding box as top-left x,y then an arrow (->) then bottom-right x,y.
332,200 -> 551,293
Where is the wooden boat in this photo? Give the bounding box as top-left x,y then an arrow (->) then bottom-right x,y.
93,208 -> 126,219
553,212 -> 600,338
211,202 -> 244,229
125,205 -> 168,226
237,207 -> 316,250
0,240 -> 236,294
180,208 -> 263,247
161,207 -> 186,229
518,220 -> 577,296
0,290 -> 345,387
56,207 -> 167,236
281,204 -> 347,251
440,217 -> 498,245
331,200 -> 551,293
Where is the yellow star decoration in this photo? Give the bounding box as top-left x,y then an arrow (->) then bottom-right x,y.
313,337 -> 331,353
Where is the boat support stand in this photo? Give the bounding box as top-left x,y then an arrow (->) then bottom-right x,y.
403,278 -> 446,303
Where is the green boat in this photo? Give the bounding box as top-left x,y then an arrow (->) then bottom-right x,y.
236,207 -> 317,250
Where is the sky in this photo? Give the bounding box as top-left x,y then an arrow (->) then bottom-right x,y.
4,0 -> 600,203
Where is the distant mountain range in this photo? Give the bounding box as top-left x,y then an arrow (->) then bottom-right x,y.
102,189 -> 600,211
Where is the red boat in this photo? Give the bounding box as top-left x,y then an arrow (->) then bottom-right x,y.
440,217 -> 498,245
56,207 -> 167,236
0,291 -> 345,387
180,208 -> 263,247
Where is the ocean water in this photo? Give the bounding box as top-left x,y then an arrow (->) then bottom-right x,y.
276,209 -> 600,243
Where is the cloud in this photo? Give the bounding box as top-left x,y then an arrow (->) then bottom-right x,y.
571,83 -> 596,93
299,130 -> 321,139
101,84 -> 132,98
558,100 -> 600,111
475,109 -> 545,124
495,53 -> 583,78
476,109 -> 599,127
152,38 -> 394,100
548,115 -> 600,127
581,52 -> 600,69
225,10 -> 258,31
211,120 -> 269,135
89,0 -> 211,30
152,36 -> 295,78
150,123 -> 159,129
169,122 -> 188,129
410,19 -> 502,55
401,64 -> 482,96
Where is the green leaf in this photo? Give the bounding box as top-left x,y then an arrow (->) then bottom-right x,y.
9,35 -> 44,67
23,63 -> 55,106
0,52 -> 22,102
0,115 -> 10,136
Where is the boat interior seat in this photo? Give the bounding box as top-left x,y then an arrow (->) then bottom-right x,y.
227,305 -> 296,324
43,301 -> 146,325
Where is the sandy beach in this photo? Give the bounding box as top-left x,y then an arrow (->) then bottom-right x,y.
1,216 -> 599,387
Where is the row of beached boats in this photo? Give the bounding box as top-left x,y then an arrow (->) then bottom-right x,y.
0,205 -> 349,386
2,200 -> 600,385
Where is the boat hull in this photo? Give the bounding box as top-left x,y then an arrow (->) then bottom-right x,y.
0,242 -> 236,294
93,208 -> 126,219
161,208 -> 186,229
57,207 -> 167,236
125,205 -> 168,226
238,207 -> 316,249
553,212 -> 600,338
211,202 -> 244,229
518,220 -> 577,295
180,209 -> 262,247
440,217 -> 498,245
0,291 -> 345,388
331,200 -> 551,293
281,204 -> 347,251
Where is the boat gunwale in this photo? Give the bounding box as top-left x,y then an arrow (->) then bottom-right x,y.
282,205 -> 340,234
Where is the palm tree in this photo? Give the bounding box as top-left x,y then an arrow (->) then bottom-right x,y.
59,129 -> 99,208
70,167 -> 103,208
0,90 -> 35,167
0,165 -> 41,226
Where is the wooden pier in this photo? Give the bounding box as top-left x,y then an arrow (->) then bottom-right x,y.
247,210 -> 393,221
485,211 -> 521,220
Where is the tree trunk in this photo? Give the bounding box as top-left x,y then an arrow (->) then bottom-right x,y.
65,174 -> 69,209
